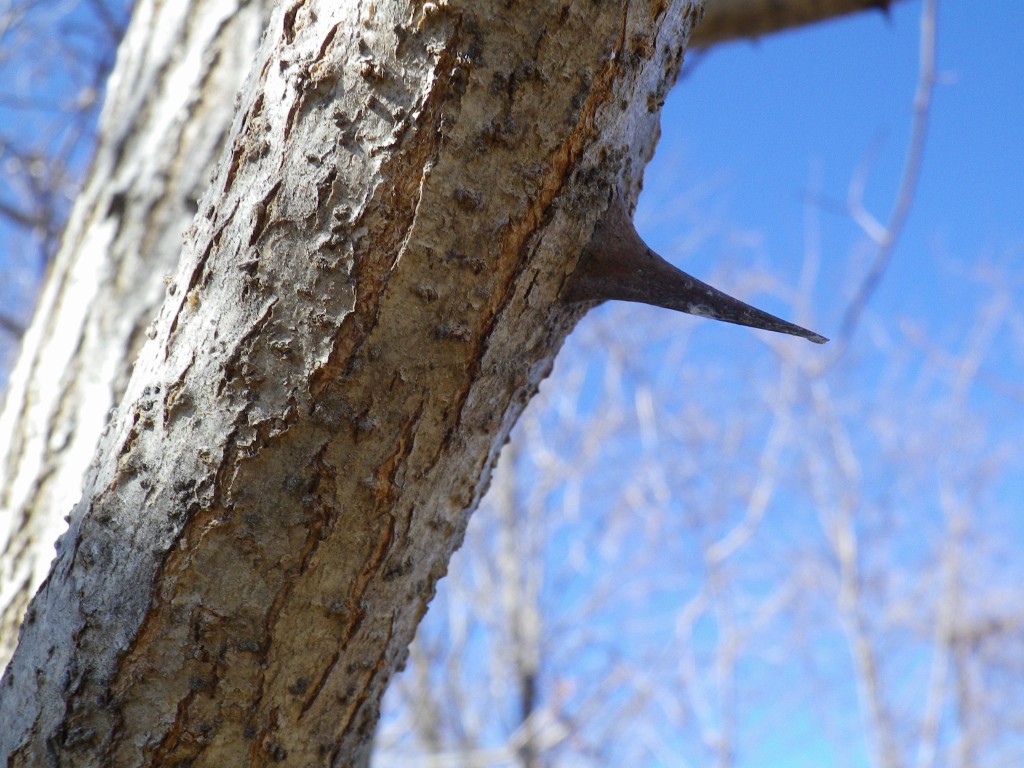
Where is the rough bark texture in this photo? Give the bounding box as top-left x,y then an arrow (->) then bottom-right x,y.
0,0 -> 272,669
0,0 -> 704,764
0,0 -> 909,762
0,0 -> 911,685
691,0 -> 908,47
0,0 -> 913,685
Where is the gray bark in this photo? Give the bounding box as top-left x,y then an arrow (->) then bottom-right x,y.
0,0 -> 913,763
0,0 -> 272,669
0,0 -> 704,764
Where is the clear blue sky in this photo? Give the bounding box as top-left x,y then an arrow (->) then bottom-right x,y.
638,0 -> 1024,348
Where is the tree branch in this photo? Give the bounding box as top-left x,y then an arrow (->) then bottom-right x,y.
833,0 -> 936,349
691,0 -> 910,48
0,312 -> 25,339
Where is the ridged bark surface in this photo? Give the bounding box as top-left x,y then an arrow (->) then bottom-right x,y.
0,0 -> 272,669
0,0 -> 911,687
0,0 -> 704,764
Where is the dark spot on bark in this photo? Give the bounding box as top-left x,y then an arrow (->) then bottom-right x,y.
267,743 -> 288,762
453,187 -> 481,210
435,324 -> 470,342
106,190 -> 127,219
283,4 -> 299,43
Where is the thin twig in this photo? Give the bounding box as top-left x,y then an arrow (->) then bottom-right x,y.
832,0 -> 938,353
0,312 -> 26,338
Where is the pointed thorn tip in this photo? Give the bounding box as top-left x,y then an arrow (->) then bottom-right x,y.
563,195 -> 830,346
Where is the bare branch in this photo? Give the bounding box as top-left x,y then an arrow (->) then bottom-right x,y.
0,312 -> 25,339
691,0 -> 910,48
832,0 -> 938,351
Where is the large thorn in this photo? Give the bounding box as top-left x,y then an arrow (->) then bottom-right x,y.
561,196 -> 828,344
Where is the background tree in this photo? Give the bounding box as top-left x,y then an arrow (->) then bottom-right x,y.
0,0 -> 272,670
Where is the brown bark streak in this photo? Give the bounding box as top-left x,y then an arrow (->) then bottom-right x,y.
692,0 -> 906,47
1,1 -> 705,765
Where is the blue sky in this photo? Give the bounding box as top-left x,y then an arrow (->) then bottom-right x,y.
637,0 -> 1024,347
553,3 -> 1024,763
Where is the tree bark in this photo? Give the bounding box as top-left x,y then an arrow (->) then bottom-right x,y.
0,0 -> 704,764
0,0 -> 911,682
0,0 -> 272,670
0,0 -> 918,763
691,0 -> 909,47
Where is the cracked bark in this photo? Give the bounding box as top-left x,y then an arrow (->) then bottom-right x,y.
0,0 -> 706,764
0,0 -> 899,763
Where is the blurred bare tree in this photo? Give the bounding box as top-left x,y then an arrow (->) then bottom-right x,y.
0,0 -> 132,362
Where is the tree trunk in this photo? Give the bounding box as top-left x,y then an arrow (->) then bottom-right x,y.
0,0 -> 914,763
0,0 -> 704,764
0,0 -> 272,670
